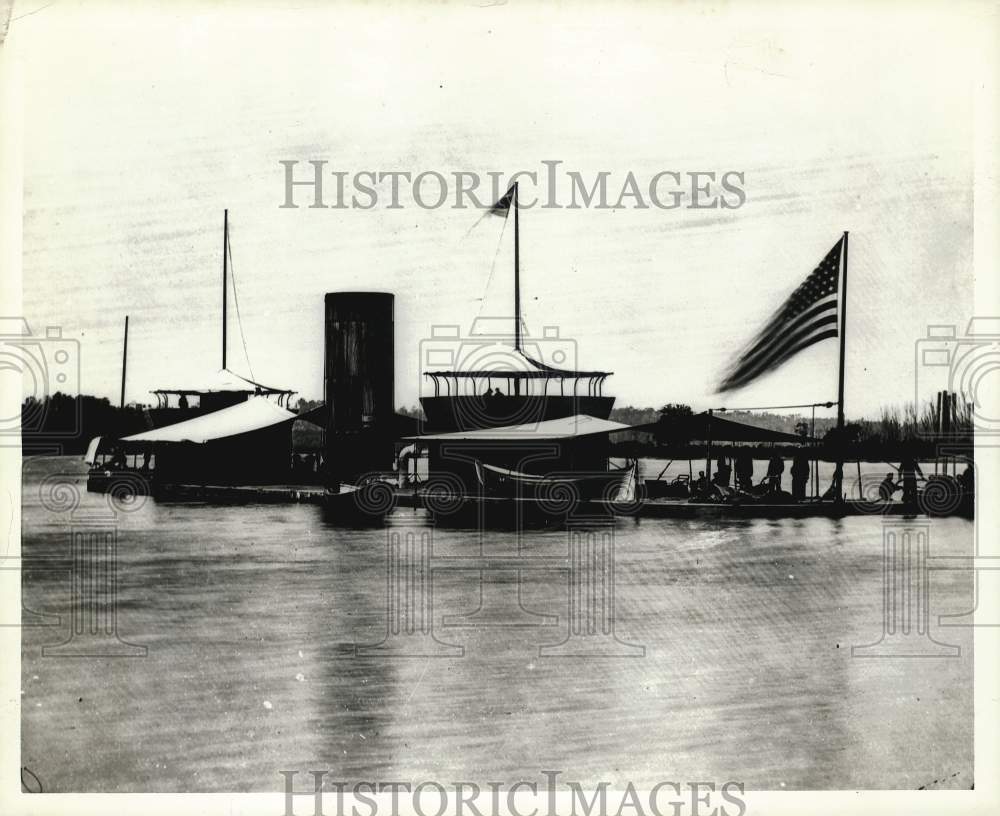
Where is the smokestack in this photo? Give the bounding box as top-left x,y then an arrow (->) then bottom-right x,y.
324,292 -> 395,485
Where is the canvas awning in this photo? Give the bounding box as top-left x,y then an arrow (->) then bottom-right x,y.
152,368 -> 292,395
404,414 -> 630,442
637,411 -> 811,444
295,403 -> 420,436
122,396 -> 297,444
84,436 -> 103,465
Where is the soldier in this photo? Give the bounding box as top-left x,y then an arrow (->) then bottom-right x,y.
713,455 -> 732,487
766,454 -> 785,493
791,451 -> 811,500
734,450 -> 754,491
897,454 -> 925,507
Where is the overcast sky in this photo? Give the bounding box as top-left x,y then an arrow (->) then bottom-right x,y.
10,1 -> 990,419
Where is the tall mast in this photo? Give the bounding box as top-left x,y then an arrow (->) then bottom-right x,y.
513,182 -> 521,352
120,315 -> 129,409
834,230 -> 849,499
513,183 -> 521,396
222,209 -> 228,370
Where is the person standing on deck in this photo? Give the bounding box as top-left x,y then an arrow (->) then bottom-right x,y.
766,454 -> 784,493
713,455 -> 732,487
735,450 -> 754,491
791,451 -> 810,500
897,453 -> 925,506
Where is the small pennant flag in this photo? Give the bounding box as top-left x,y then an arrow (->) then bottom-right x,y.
718,236 -> 844,392
465,183 -> 517,236
489,184 -> 516,216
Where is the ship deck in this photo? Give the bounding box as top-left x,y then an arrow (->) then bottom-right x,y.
124,481 -> 972,520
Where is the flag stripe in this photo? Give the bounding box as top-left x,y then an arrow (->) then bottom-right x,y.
724,324 -> 839,390
718,236 -> 843,392
738,293 -> 838,368
727,314 -> 837,386
730,311 -> 839,387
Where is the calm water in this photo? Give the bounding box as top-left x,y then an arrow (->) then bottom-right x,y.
20,456 -> 974,792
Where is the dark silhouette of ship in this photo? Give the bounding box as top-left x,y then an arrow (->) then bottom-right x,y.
419,182 -> 615,432
145,209 -> 294,427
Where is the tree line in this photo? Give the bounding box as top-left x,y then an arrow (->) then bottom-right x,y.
20,393 -> 974,459
609,399 -> 974,460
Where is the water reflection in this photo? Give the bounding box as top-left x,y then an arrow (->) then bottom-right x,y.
20,457 -> 974,791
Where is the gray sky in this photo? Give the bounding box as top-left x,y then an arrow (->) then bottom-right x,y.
11,1 -> 985,419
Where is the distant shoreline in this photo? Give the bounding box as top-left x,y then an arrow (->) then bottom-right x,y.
610,441 -> 974,465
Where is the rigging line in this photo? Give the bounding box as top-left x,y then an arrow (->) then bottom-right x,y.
463,198 -> 502,238
226,227 -> 256,382
714,401 -> 838,412
475,210 -> 511,320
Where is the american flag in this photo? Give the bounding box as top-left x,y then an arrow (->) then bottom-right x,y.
718,236 -> 844,392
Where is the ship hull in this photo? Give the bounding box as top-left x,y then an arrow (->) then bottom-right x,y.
476,461 -> 631,502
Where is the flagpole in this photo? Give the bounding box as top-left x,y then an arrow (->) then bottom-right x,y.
834,230 -> 849,499
513,183 -> 522,396
120,315 -> 129,409
705,409 -> 713,493
513,182 -> 521,352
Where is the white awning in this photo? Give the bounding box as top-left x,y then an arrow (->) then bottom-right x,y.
152,368 -> 290,394
404,414 -> 630,442
122,396 -> 297,444
84,436 -> 103,465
